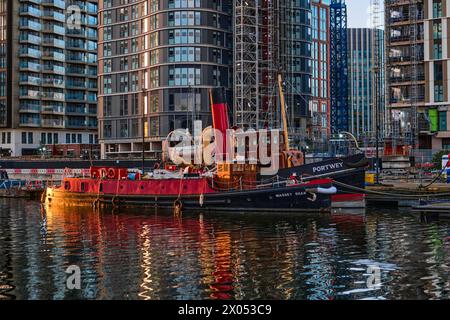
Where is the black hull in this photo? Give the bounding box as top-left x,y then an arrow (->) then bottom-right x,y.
272,154 -> 367,194
46,182 -> 333,212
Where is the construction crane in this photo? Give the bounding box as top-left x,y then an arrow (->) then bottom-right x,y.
330,0 -> 349,134
371,0 -> 383,183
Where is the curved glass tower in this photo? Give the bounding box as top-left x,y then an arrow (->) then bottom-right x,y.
98,0 -> 233,159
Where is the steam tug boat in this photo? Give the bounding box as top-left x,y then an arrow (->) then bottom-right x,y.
45,168 -> 335,212
44,80 -> 338,212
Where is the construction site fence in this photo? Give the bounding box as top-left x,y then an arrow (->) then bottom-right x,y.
411,149 -> 448,164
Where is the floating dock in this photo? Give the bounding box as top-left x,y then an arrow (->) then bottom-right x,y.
334,180 -> 450,208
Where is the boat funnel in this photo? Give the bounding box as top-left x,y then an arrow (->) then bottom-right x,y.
209,88 -> 230,159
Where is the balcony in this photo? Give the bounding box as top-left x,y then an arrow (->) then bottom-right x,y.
20,6 -> 42,17
41,92 -> 65,101
67,81 -> 86,89
42,118 -> 65,128
42,38 -> 65,48
20,61 -> 42,72
42,0 -> 66,10
19,75 -> 41,86
20,117 -> 41,127
20,20 -> 42,31
20,89 -> 40,99
42,78 -> 65,87
43,51 -> 66,61
19,104 -> 41,113
20,47 -> 42,59
19,33 -> 42,45
67,120 -> 87,129
42,9 -> 65,22
66,94 -> 86,102
43,65 -> 66,74
42,105 -> 65,114
42,24 -> 65,35
66,106 -> 87,114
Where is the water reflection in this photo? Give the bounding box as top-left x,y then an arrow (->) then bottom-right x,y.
0,198 -> 448,300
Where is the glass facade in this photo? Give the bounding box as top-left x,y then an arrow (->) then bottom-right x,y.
310,0 -> 330,150
347,28 -> 385,141
279,0 -> 312,142
98,0 -> 233,159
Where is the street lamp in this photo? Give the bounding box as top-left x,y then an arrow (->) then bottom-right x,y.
339,131 -> 361,151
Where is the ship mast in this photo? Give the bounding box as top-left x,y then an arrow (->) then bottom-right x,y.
278,73 -> 290,152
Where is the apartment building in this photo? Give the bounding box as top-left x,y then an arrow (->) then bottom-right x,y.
310,0 -> 331,151
0,0 -> 99,157
424,0 -> 450,150
385,0 -> 430,148
98,0 -> 233,159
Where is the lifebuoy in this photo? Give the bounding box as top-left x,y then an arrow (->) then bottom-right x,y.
307,193 -> 317,202
112,196 -> 119,205
108,168 -> 116,180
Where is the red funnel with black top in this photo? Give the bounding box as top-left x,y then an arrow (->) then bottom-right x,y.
209,88 -> 230,158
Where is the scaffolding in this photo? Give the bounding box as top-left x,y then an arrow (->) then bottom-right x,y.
234,0 -> 260,130
234,0 -> 280,131
259,0 -> 279,130
330,0 -> 349,134
385,0 -> 424,154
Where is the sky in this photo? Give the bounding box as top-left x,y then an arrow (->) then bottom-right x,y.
347,0 -> 375,28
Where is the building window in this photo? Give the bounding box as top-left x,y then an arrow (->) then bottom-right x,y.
433,0 -> 442,18
434,42 -> 442,59
442,138 -> 450,150
120,95 -> 128,116
104,121 -> 112,138
439,111 -> 447,132
434,84 -> 444,102
22,132 -> 27,144
433,21 -> 442,40
119,120 -> 128,138
103,96 -> 112,116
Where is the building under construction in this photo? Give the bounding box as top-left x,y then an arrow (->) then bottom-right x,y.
385,0 -> 428,150
234,0 -> 312,147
